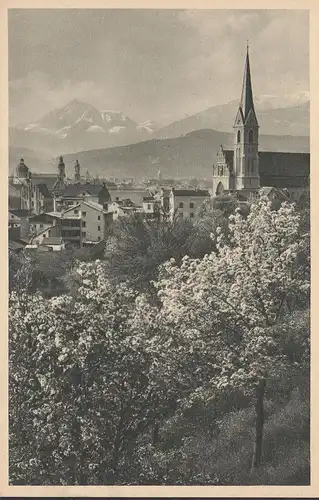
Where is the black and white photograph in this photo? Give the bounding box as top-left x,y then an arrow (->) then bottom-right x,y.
7,7 -> 310,487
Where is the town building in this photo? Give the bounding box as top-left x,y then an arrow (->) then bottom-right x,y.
169,188 -> 211,221
29,224 -> 61,247
41,237 -> 66,252
60,200 -> 113,247
142,196 -> 161,219
108,199 -> 143,220
9,159 -> 55,214
212,45 -> 310,198
8,209 -> 31,240
58,182 -> 111,211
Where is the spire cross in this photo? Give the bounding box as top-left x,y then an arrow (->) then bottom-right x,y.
247,39 -> 249,52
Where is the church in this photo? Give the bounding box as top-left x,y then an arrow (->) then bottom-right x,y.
212,46 -> 310,199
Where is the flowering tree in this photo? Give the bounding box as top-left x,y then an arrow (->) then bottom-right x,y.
9,261 -> 170,484
9,197 -> 310,484
148,197 -> 310,469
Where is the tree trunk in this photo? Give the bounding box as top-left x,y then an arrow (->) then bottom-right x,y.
152,421 -> 160,446
251,378 -> 266,470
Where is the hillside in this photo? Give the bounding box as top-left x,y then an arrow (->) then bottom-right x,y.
60,129 -> 310,180
154,101 -> 310,140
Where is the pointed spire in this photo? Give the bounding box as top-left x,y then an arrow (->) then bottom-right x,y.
239,43 -> 255,121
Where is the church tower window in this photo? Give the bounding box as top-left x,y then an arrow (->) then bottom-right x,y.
249,129 -> 254,143
237,130 -> 241,143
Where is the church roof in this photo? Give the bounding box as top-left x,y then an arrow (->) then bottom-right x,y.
258,152 -> 310,177
221,149 -> 309,186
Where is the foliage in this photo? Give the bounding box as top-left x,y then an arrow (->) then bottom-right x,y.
9,261 -> 176,484
104,214 -> 201,291
9,196 -> 310,485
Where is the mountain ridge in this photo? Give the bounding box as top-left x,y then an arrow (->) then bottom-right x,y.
10,128 -> 309,180
10,98 -> 310,158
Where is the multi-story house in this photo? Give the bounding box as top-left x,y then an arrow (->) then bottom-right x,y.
169,188 -> 211,222
142,196 -> 161,220
8,209 -> 31,240
60,200 -> 113,247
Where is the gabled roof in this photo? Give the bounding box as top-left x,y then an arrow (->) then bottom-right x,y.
9,240 -> 26,251
29,213 -> 57,223
41,237 -> 64,246
45,211 -> 64,219
82,200 -> 107,213
259,186 -> 290,199
171,189 -> 210,197
30,225 -> 55,241
61,183 -> 110,198
9,209 -> 30,218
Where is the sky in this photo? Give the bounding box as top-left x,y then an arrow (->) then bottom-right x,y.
9,9 -> 309,127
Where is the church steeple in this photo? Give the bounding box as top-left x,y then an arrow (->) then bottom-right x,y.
233,44 -> 260,192
239,42 -> 256,122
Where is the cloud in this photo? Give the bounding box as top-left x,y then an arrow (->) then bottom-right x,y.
9,72 -> 120,126
9,9 -> 309,126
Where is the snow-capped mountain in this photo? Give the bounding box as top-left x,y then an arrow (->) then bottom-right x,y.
10,95 -> 309,158
10,99 -> 155,155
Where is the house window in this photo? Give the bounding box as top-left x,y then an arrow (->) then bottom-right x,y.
179,202 -> 184,208
98,226 -> 101,231
40,224 -> 43,228
147,204 -> 151,209
82,231 -> 86,237
190,202 -> 194,208
74,209 -> 78,214
190,212 -> 194,218
82,221 -> 86,227
116,197 -> 119,201
98,236 -> 101,241
98,216 -> 100,220
83,211 -> 86,217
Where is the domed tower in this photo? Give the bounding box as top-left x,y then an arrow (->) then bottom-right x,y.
16,158 -> 30,181
74,160 -> 81,183
233,43 -> 260,191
